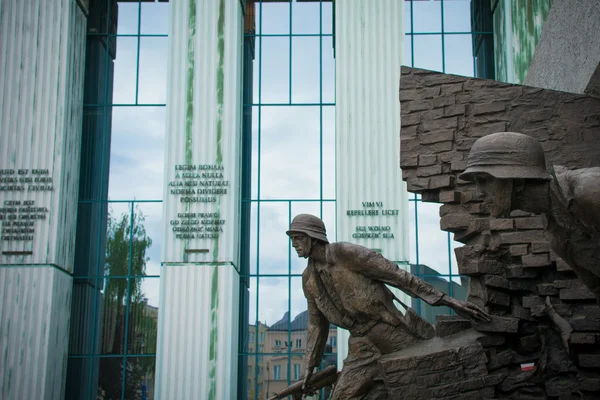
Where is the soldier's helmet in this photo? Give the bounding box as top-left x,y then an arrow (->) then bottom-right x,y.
286,214 -> 329,243
459,132 -> 550,181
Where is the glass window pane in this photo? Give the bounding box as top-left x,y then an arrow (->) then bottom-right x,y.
443,0 -> 472,33
258,202 -> 290,275
69,278 -> 102,355
138,37 -> 168,104
65,357 -> 94,399
404,35 -> 413,66
404,0 -> 413,33
252,40 -> 261,104
125,357 -> 156,399
321,2 -> 334,35
134,202 -> 162,276
141,2 -> 169,34
260,37 -> 290,103
413,35 -> 443,72
98,357 -> 125,397
105,202 -> 133,277
99,278 -> 128,354
292,0 -> 320,34
259,2 -> 290,34
292,37 -> 320,103
444,34 -> 474,76
109,107 -> 166,200
127,278 -> 159,355
321,36 -> 335,104
112,37 -> 138,104
258,277 -> 290,335
322,106 -> 335,199
83,38 -> 114,105
249,202 -> 258,275
259,107 -> 321,199
116,2 -> 139,35
413,202 -> 451,275
413,1 -> 442,33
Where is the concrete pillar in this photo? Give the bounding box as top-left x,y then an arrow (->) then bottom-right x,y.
154,1 -> 243,399
0,0 -> 87,399
334,0 -> 410,370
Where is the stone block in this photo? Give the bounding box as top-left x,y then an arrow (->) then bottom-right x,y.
459,260 -> 505,276
556,257 -> 572,271
402,112 -> 422,127
472,102 -> 506,115
537,283 -> 559,296
400,86 -> 441,102
420,129 -> 455,145
439,190 -> 461,204
500,230 -> 547,244
530,241 -> 550,253
477,335 -> 505,348
486,350 -> 514,371
521,253 -> 550,267
441,214 -> 470,232
450,160 -> 467,171
522,295 -> 544,308
423,117 -> 458,132
509,244 -> 529,257
473,316 -> 519,333
570,333 -> 597,345
507,265 -> 539,279
514,216 -> 545,230
404,99 -> 433,113
429,175 -> 455,190
508,279 -> 538,292
487,289 -> 511,307
489,218 -> 514,231
416,165 -> 443,177
435,315 -> 472,338
560,287 -> 596,301
484,275 -> 510,290
418,154 -> 437,166
444,104 -> 466,117
432,95 -> 456,108
519,334 -> 541,353
578,354 -> 600,368
441,82 -> 465,95
400,155 -> 418,167
402,124 -> 418,138
580,378 -> 600,392
474,121 -> 508,136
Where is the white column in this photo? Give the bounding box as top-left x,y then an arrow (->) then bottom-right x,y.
334,0 -> 409,369
0,0 -> 87,399
154,1 -> 243,399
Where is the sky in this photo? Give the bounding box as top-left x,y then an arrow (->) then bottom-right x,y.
104,0 -> 476,326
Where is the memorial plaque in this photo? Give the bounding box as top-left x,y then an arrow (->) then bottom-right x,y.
0,168 -> 53,256
165,163 -> 231,258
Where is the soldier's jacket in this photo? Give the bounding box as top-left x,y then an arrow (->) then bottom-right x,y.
302,242 -> 445,371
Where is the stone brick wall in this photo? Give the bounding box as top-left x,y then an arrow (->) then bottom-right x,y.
400,66 -> 600,399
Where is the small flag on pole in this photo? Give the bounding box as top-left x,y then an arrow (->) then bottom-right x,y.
521,362 -> 535,371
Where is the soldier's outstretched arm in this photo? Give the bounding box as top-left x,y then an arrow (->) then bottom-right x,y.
334,243 -> 490,322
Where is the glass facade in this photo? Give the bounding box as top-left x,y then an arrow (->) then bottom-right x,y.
63,1 -> 493,399
66,1 -> 167,399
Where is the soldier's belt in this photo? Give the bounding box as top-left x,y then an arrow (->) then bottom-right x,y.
344,315 -> 380,336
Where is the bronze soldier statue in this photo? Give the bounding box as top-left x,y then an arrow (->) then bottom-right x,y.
460,132 -> 600,304
286,214 -> 490,399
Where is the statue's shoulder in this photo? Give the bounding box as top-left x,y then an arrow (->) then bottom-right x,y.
327,242 -> 374,263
